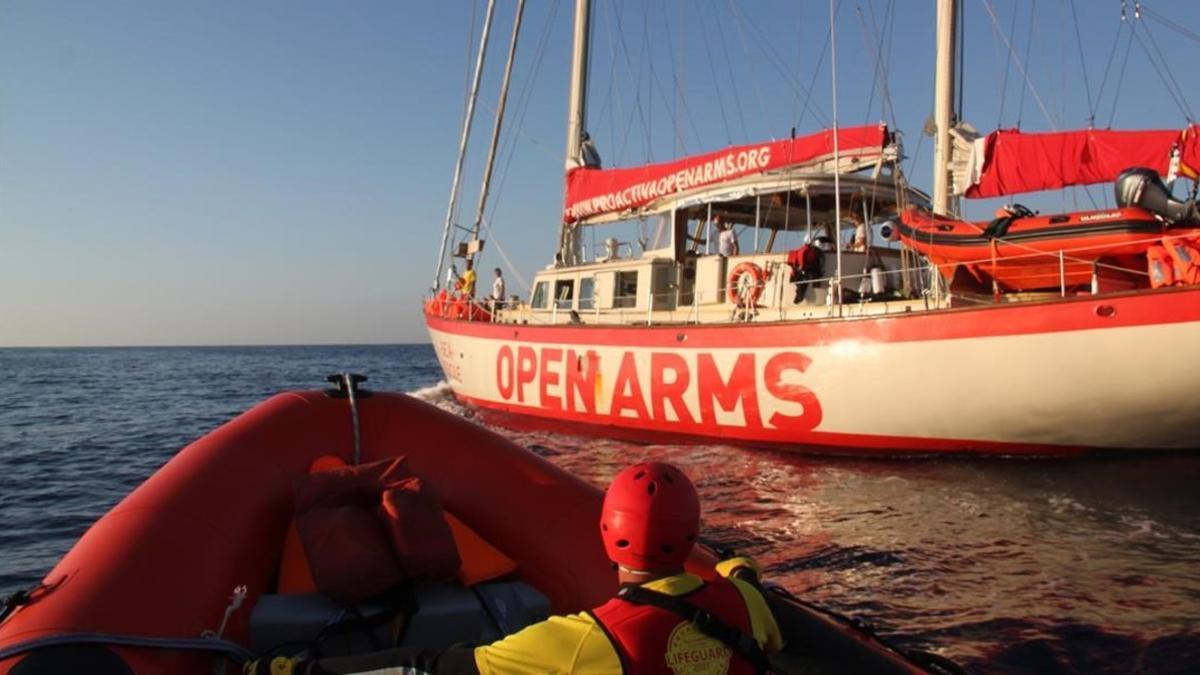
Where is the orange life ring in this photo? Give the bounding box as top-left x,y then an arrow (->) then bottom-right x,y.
727,262 -> 766,306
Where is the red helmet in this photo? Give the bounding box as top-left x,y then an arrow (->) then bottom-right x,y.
600,462 -> 700,571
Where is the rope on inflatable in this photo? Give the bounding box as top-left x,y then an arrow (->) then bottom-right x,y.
0,632 -> 256,664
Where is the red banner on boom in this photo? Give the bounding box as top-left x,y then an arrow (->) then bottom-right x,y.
563,125 -> 888,223
963,126 -> 1200,199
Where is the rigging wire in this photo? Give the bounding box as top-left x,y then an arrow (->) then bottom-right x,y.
794,1 -> 838,131
725,0 -> 771,132
1132,14 -> 1196,122
657,0 -> 704,154
476,2 -> 561,291
1015,0 -> 1036,127
609,0 -> 652,164
1140,2 -> 1200,46
592,0 -> 619,159
905,113 -> 929,180
660,0 -> 685,155
462,0 -> 480,115
1091,10 -> 1126,123
694,1 -> 734,145
487,1 -> 561,204
881,0 -> 899,126
739,5 -> 831,128
452,0 -> 482,231
709,0 -> 750,141
434,0 -> 497,291
980,0 -> 1057,130
1068,0 -> 1096,125
1037,1 -> 1064,132
640,12 -> 656,161
1106,9 -> 1137,128
856,5 -> 879,128
877,0 -> 897,118
995,0 -> 1020,127
857,0 -> 898,130
790,1 -> 805,136
468,0 -> 527,251
605,0 -> 624,166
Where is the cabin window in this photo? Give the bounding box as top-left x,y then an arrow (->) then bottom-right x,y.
531,281 -> 549,309
554,279 -> 575,309
578,277 -> 595,309
615,271 -> 638,308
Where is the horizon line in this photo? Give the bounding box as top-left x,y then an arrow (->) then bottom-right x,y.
0,341 -> 433,350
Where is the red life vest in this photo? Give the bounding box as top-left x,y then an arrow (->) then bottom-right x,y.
590,577 -> 757,675
1147,245 -> 1176,288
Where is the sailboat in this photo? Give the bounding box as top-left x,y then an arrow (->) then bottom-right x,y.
425,0 -> 1200,456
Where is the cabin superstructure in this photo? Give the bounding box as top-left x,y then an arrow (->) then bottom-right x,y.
496,173 -> 934,327
474,124 -> 937,327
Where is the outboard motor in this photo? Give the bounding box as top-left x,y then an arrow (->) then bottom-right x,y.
1114,167 -> 1198,224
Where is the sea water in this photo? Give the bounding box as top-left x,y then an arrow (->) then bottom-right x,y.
1,344 -> 1196,673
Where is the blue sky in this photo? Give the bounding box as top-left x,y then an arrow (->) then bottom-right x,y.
2,1 -> 1197,346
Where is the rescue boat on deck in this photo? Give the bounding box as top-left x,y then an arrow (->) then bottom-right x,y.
897,204 -> 1200,292
899,163 -> 1200,292
0,381 -> 956,674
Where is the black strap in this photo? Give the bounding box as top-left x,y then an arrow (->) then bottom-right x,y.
312,585 -> 417,659
0,590 -> 32,624
1,578 -> 61,625
616,585 -> 770,675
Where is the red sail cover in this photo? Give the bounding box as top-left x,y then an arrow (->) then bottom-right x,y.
964,126 -> 1200,199
564,125 -> 888,223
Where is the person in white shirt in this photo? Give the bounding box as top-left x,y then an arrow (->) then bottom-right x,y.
490,268 -> 506,310
847,211 -> 868,252
716,217 -> 739,257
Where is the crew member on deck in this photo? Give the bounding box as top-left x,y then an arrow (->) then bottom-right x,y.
717,217 -> 740,257
847,210 -> 868,252
261,462 -> 783,675
490,268 -> 505,310
460,260 -> 477,298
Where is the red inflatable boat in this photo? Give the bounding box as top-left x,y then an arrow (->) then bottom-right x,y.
0,382 -> 956,674
899,205 -> 1199,292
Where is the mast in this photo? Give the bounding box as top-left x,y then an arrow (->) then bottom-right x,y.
564,0 -> 591,170
932,0 -> 957,215
468,0 -> 526,259
557,0 -> 591,266
829,0 -> 843,315
433,0 -> 497,291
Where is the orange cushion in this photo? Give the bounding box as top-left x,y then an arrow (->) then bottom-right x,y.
277,455 -> 348,593
445,512 -> 518,586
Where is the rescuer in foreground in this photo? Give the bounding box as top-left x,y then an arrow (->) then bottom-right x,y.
255,461 -> 782,674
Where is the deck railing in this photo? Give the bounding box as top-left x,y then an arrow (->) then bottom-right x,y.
426,231 -> 1193,327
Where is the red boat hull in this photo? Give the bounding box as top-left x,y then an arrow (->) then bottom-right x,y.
0,393 -> 617,672
0,392 -> 933,673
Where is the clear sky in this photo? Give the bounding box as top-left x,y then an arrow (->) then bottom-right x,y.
2,1 -> 1197,346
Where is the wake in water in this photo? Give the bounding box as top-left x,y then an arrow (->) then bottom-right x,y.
406,380 -> 477,416
406,380 -> 454,404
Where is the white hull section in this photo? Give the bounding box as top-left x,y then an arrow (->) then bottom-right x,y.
427,291 -> 1200,454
